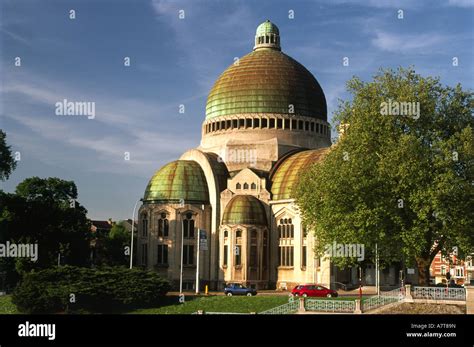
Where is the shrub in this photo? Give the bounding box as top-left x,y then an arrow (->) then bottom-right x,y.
12,266 -> 170,313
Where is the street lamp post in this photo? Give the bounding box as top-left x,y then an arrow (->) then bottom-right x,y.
129,198 -> 143,269
376,243 -> 380,296
179,212 -> 184,294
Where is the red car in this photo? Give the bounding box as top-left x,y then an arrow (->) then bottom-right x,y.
291,284 -> 338,298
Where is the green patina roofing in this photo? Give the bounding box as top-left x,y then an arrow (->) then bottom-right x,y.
270,148 -> 329,200
256,20 -> 279,36
205,48 -> 327,120
222,195 -> 267,226
144,160 -> 209,203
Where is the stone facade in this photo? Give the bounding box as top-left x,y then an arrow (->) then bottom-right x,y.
137,20 -> 334,291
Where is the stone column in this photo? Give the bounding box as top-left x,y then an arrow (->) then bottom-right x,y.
405,284 -> 414,303
354,299 -> 362,314
298,297 -> 305,313
466,286 -> 474,314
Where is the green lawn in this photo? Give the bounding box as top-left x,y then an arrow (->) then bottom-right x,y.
0,295 -> 18,314
129,295 -> 289,314
128,295 -> 361,314
0,294 -> 363,315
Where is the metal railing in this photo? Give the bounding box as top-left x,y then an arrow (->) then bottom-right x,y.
192,311 -> 248,314
413,286 -> 466,301
305,299 -> 355,313
362,287 -> 405,312
259,300 -> 299,314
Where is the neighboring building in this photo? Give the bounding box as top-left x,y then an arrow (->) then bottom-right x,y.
90,219 -> 113,236
467,254 -> 474,285
90,219 -> 114,264
121,219 -> 137,233
137,20 -> 397,291
430,251 -> 472,285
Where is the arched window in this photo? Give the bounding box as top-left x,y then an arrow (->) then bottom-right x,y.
269,118 -> 275,128
141,213 -> 148,237
278,218 -> 294,267
234,229 -> 242,267
158,212 -> 169,237
253,118 -> 260,128
251,183 -> 256,190
183,212 -> 195,238
250,230 -> 258,267
243,182 -> 249,190
263,231 -> 268,268
224,230 -> 228,238
301,223 -> 308,270
236,183 -> 241,190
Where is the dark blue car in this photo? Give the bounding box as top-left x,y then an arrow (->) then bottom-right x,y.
224,283 -> 257,296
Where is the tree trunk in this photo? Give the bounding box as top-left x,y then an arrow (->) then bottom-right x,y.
415,256 -> 431,286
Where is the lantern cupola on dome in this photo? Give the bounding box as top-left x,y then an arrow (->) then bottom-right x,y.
254,20 -> 280,51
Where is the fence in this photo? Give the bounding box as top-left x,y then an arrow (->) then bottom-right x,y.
305,299 -> 355,313
192,311 -> 248,314
259,300 -> 300,314
362,287 -> 405,312
412,286 -> 466,301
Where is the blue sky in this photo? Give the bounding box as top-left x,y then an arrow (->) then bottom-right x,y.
1,0 -> 473,220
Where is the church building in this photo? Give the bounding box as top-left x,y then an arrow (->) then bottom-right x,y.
136,20 -> 399,291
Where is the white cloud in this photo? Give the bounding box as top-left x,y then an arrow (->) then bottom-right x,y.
330,0 -> 427,8
150,0 -> 256,88
1,70 -> 199,176
371,31 -> 448,53
447,0 -> 474,8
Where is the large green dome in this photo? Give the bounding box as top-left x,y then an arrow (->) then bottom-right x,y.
144,160 -> 209,203
222,195 -> 267,226
205,21 -> 327,121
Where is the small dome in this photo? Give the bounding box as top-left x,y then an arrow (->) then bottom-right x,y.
270,148 -> 329,200
222,195 -> 267,226
256,20 -> 279,36
144,160 -> 209,203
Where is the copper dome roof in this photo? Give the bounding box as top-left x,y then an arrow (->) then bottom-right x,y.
205,22 -> 327,121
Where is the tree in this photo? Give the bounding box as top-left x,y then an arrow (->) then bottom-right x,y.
1,177 -> 91,274
101,221 -> 130,266
296,67 -> 474,285
0,130 -> 17,181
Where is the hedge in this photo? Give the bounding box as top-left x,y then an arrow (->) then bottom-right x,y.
12,266 -> 170,313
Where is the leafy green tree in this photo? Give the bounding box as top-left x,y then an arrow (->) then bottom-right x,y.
0,130 -> 17,181
101,221 -> 130,266
296,67 -> 474,285
1,177 -> 91,274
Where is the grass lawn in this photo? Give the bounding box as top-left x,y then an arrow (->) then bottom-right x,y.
129,295 -> 361,314
0,294 -> 363,315
0,295 -> 18,314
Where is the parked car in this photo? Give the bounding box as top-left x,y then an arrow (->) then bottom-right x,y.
435,282 -> 463,288
224,283 -> 257,296
291,284 -> 338,298
333,282 -> 358,291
